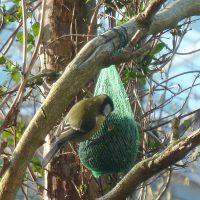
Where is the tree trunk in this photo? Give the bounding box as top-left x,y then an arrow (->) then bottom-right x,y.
40,0 -> 98,199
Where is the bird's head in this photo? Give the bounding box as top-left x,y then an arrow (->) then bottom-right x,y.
99,94 -> 114,117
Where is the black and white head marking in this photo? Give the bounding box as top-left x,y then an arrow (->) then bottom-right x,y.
100,95 -> 114,116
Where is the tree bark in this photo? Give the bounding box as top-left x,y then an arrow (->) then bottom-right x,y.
40,0 -> 97,199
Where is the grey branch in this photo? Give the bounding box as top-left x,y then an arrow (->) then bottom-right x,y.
97,127 -> 200,200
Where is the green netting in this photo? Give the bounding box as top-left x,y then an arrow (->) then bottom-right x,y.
78,65 -> 139,177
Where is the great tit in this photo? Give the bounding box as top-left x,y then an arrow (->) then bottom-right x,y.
42,94 -> 114,167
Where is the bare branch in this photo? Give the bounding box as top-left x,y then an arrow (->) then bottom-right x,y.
21,0 -> 28,74
0,0 -> 46,134
97,127 -> 200,200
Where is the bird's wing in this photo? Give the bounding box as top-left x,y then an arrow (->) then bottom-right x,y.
56,109 -> 96,138
55,127 -> 85,144
55,116 -> 87,138
42,107 -> 96,167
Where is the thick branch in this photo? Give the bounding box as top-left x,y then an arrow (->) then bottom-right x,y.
97,127 -> 200,200
105,0 -> 200,64
0,0 -> 200,199
150,0 -> 200,34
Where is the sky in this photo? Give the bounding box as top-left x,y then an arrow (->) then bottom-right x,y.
152,17 -> 200,113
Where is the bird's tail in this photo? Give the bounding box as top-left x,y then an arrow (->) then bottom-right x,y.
42,141 -> 65,167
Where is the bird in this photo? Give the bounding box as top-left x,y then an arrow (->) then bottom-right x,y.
42,94 -> 114,167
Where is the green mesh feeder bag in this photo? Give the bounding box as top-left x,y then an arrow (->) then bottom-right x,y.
78,65 -> 139,177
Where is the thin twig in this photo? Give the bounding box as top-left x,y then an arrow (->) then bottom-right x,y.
155,168 -> 172,200
87,1 -> 101,41
0,23 -> 22,53
21,0 -> 28,75
21,186 -> 29,200
143,108 -> 200,132
0,0 -> 46,133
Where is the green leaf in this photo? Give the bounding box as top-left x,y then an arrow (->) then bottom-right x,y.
105,0 -> 112,3
11,71 -> 20,82
32,22 -> 40,37
14,0 -> 21,5
117,17 -> 129,26
149,138 -> 160,150
16,31 -> 23,44
32,157 -> 44,177
7,65 -> 21,82
7,139 -> 14,145
0,56 -> 6,65
2,130 -> 13,145
139,76 -> 146,86
182,119 -> 191,129
16,32 -> 35,45
28,33 -> 34,44
35,76 -> 43,85
4,15 -> 15,23
27,44 -> 33,52
151,42 -> 165,55
15,121 -> 25,142
141,55 -> 153,67
78,184 -> 87,194
16,130 -> 22,140
2,131 -> 12,139
15,8 -> 22,19
122,66 -> 138,82
0,86 -> 7,95
17,121 -> 25,130
1,4 -> 6,12
5,61 -> 11,71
